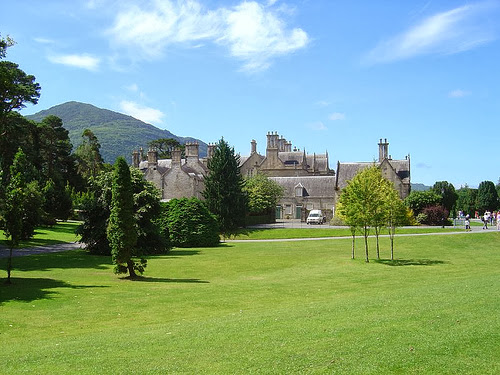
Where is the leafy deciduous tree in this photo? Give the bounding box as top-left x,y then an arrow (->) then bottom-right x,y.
158,198 -> 219,248
244,173 -> 284,215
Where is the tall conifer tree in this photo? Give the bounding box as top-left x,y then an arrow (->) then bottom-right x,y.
107,157 -> 143,278
203,138 -> 247,238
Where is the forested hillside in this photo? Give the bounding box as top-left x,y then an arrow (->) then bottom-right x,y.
26,101 -> 207,164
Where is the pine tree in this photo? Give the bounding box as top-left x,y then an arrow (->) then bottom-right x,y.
3,149 -> 27,283
107,157 -> 143,278
203,138 -> 247,238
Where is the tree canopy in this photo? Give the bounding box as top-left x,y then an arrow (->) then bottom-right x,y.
244,173 -> 283,215
476,181 -> 498,213
203,138 -> 247,237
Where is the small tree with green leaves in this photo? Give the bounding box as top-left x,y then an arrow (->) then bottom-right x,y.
107,157 -> 144,278
383,180 -> 409,260
337,165 -> 384,262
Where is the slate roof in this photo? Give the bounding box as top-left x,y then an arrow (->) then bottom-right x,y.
269,176 -> 336,198
335,159 -> 410,190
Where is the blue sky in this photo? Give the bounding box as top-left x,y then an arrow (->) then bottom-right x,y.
2,0 -> 500,188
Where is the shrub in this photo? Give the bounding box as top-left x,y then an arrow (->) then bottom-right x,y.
330,215 -> 345,226
77,168 -> 169,255
159,198 -> 219,248
421,205 -> 450,226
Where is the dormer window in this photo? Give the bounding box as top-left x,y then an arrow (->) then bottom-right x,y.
294,183 -> 304,197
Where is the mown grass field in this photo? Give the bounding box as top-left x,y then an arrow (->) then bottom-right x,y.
1,229 -> 499,374
0,221 -> 81,248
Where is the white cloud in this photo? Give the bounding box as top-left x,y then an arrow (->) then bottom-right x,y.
448,89 -> 469,98
315,100 -> 330,107
34,37 -> 55,44
119,100 -> 165,125
106,0 -> 309,71
329,112 -> 346,121
125,83 -> 139,92
308,121 -> 328,131
364,3 -> 496,64
48,53 -> 100,71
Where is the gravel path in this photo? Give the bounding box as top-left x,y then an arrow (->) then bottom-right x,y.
0,242 -> 84,258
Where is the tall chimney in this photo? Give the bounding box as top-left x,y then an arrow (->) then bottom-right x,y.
378,138 -> 389,162
185,142 -> 199,166
132,150 -> 140,168
147,147 -> 158,167
172,148 -> 181,167
251,139 -> 257,154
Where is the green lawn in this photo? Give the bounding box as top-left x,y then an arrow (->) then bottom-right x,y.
232,226 -> 463,240
1,232 -> 499,374
0,221 -> 81,248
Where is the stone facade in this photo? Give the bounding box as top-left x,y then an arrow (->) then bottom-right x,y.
334,139 -> 411,206
135,134 -> 410,222
239,132 -> 333,178
134,143 -> 207,201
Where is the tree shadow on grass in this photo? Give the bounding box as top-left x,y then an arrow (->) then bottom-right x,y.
122,276 -> 209,283
165,249 -> 201,257
0,277 -> 108,305
375,259 -> 447,266
6,250 -> 110,272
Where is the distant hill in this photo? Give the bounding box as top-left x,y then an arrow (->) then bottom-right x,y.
26,101 -> 207,164
411,183 -> 431,191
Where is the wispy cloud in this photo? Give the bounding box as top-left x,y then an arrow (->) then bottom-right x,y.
315,100 -> 330,108
34,37 -> 55,44
364,3 -> 497,64
448,89 -> 470,98
48,53 -> 100,71
119,100 -> 165,124
106,0 -> 308,72
329,112 -> 346,121
308,121 -> 328,131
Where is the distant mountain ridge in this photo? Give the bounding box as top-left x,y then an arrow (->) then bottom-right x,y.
26,101 -> 207,164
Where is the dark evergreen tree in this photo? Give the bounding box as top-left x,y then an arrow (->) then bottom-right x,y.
203,138 -> 247,238
476,181 -> 499,213
456,186 -> 477,216
78,167 -> 168,255
432,181 -> 458,214
107,157 -> 143,277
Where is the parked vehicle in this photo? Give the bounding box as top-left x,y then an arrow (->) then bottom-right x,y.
306,210 -> 325,224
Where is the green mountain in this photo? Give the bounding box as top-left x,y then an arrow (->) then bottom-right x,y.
26,101 -> 207,164
411,183 -> 431,191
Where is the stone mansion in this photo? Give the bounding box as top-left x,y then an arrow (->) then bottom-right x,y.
133,132 -> 410,221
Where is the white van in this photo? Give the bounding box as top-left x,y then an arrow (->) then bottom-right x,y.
306,210 -> 325,224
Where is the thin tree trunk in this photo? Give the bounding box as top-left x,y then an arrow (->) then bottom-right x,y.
6,247 -> 13,284
351,234 -> 355,259
390,226 -> 395,260
364,226 -> 369,263
375,227 -> 380,259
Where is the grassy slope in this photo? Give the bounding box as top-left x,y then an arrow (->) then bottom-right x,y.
1,232 -> 499,374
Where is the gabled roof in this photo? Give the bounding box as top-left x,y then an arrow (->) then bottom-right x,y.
270,176 -> 336,198
335,162 -> 374,190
